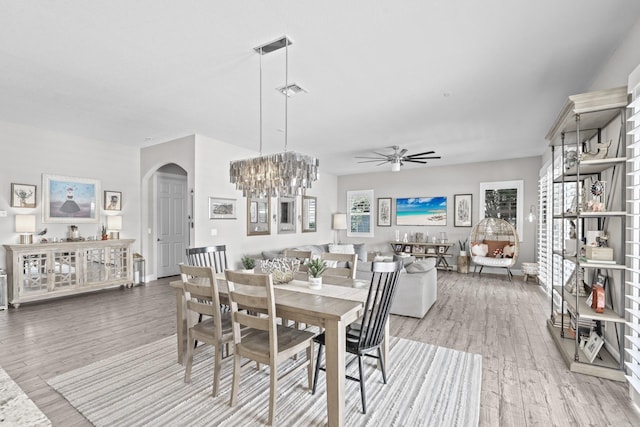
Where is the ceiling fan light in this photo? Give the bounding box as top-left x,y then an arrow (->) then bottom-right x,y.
391,160 -> 401,172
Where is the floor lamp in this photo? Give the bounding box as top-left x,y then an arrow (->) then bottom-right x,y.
332,213 -> 347,244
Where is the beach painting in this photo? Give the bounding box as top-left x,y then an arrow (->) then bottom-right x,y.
396,196 -> 447,226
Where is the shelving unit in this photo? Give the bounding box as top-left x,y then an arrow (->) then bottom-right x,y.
545,86 -> 627,381
389,241 -> 454,270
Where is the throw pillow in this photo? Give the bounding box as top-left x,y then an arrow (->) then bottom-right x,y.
471,243 -> 488,257
352,243 -> 368,262
483,240 -> 509,257
393,254 -> 416,266
503,244 -> 515,258
328,243 -> 355,254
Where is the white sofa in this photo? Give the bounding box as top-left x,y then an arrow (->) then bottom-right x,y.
356,255 -> 437,318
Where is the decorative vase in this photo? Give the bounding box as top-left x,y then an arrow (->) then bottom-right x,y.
309,276 -> 322,290
101,234 -> 108,241
457,255 -> 470,274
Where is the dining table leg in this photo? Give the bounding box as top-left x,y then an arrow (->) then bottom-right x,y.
324,318 -> 346,427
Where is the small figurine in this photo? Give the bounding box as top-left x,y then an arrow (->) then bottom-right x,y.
580,140 -> 611,161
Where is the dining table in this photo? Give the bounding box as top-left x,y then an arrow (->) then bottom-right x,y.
170,272 -> 382,427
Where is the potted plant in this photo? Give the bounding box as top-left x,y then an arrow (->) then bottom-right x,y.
241,255 -> 256,273
457,238 -> 470,274
305,258 -> 327,289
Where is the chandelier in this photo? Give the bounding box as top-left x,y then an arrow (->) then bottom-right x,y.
230,36 -> 319,198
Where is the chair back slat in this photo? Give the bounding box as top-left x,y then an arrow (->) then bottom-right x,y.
284,250 -> 312,272
186,245 -> 228,273
224,270 -> 278,351
179,264 -> 223,332
321,252 -> 358,279
355,261 -> 402,350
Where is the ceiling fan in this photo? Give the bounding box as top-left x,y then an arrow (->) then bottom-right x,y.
355,145 -> 441,172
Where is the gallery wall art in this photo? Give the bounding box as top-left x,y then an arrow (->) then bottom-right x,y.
395,196 -> 447,226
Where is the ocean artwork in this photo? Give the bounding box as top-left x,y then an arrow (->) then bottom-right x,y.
396,196 -> 447,226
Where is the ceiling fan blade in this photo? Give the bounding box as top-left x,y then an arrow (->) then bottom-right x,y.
398,148 -> 408,157
357,159 -> 389,163
406,151 -> 435,158
355,156 -> 387,160
376,161 -> 389,166
405,156 -> 441,161
372,151 -> 392,158
404,159 -> 428,164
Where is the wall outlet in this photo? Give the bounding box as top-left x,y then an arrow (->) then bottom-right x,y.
210,228 -> 217,236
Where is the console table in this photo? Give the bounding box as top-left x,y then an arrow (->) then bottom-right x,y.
4,239 -> 135,307
389,241 -> 454,270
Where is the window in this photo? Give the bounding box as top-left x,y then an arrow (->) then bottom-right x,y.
346,190 -> 374,237
479,180 -> 524,239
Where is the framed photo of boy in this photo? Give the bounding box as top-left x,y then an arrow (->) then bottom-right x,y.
104,191 -> 122,211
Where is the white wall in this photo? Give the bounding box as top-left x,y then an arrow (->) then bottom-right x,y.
337,156 -> 541,271
0,120 -> 140,269
140,134 -> 338,277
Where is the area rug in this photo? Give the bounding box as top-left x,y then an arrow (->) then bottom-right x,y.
47,335 -> 481,426
0,366 -> 51,426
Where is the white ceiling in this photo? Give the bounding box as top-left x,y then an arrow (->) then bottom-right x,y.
1,1 -> 639,176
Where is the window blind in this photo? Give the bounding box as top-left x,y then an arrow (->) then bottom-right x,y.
625,83 -> 640,394
538,162 -> 552,293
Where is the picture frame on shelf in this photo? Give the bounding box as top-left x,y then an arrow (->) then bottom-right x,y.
42,174 -> 100,223
393,243 -> 403,252
11,183 -> 37,208
377,197 -> 392,227
582,330 -> 604,363
104,190 -> 122,211
454,194 -> 472,227
412,245 -> 425,254
426,247 -> 436,254
209,197 -> 237,219
403,244 -> 412,253
438,245 -> 446,254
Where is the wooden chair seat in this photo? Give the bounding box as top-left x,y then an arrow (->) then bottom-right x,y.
238,326 -> 315,362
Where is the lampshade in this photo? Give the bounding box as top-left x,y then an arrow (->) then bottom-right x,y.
15,215 -> 36,233
107,215 -> 122,230
332,213 -> 347,230
391,160 -> 401,172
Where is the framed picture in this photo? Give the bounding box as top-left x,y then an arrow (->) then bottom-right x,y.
42,174 -> 99,223
394,244 -> 403,252
209,197 -> 236,219
396,196 -> 447,226
403,245 -> 412,253
104,190 -> 122,211
582,330 -> 604,363
438,245 -> 446,254
427,247 -> 436,254
413,245 -> 425,254
250,201 -> 258,223
454,194 -> 472,227
377,197 -> 392,227
11,183 -> 37,208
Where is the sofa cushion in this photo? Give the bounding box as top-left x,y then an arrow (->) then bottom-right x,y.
352,243 -> 368,262
292,244 -> 327,257
328,243 -> 355,254
484,240 -> 510,257
262,250 -> 285,260
405,258 -> 436,273
393,254 -> 416,266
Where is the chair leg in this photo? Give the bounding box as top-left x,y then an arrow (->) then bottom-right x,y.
269,364 -> 278,426
212,342 -> 222,397
230,353 -> 241,407
377,347 -> 387,384
307,342 -> 314,390
184,332 -> 194,383
312,343 -> 324,395
194,314 -> 203,349
357,355 -> 367,414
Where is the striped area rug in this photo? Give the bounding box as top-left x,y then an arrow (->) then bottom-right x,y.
48,336 -> 481,426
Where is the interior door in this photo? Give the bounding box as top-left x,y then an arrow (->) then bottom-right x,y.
156,173 -> 188,278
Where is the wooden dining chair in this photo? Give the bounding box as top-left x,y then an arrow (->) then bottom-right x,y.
321,252 -> 358,280
283,249 -> 312,273
185,245 -> 230,347
312,260 -> 402,414
180,264 -> 234,397
224,270 -> 315,426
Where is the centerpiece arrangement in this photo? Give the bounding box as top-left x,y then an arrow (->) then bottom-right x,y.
241,256 -> 255,273
305,258 -> 327,289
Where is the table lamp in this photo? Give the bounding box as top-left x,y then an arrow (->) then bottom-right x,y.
15,214 -> 36,244
107,215 -> 122,239
332,213 -> 347,244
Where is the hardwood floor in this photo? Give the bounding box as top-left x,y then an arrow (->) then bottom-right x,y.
0,272 -> 638,426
